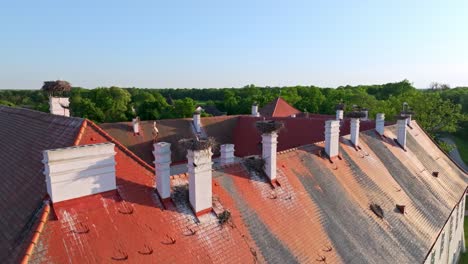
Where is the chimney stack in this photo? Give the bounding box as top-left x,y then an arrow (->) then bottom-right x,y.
132,117 -> 140,135
251,103 -> 260,117
350,118 -> 360,147
376,113 -> 385,135
153,142 -> 172,201
361,109 -> 369,121
262,132 -> 278,181
187,143 -> 213,216
325,120 -> 340,158
397,118 -> 407,149
193,111 -> 201,133
49,97 -> 70,117
220,144 -> 235,165
336,109 -> 343,121
43,143 -> 116,203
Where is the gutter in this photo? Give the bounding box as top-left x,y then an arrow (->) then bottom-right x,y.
20,200 -> 51,264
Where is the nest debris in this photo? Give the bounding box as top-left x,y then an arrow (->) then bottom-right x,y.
243,156 -> 266,174
370,203 -> 384,219
217,210 -> 232,225
255,120 -> 284,134
178,137 -> 217,151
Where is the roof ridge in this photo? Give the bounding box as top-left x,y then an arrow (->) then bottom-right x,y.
271,97 -> 281,117
0,105 -> 83,123
82,119 -> 156,174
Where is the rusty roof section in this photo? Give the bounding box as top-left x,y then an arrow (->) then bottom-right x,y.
27,120 -> 467,263
258,97 -> 301,117
0,106 -> 84,261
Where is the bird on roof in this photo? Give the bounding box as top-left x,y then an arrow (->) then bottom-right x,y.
152,121 -> 159,143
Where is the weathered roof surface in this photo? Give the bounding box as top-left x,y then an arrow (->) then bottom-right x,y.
99,116 -> 239,164
28,121 -> 467,263
233,115 -> 377,157
0,106 -> 84,261
258,97 -> 301,117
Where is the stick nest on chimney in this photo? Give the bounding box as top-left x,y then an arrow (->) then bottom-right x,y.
178,137 -> 217,151
255,120 -> 284,134
346,111 -> 366,118
243,156 -> 266,174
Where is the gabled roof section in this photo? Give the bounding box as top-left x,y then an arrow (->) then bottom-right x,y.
0,106 -> 84,260
259,97 -> 301,117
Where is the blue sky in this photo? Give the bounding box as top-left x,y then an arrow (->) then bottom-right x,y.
1,0 -> 467,89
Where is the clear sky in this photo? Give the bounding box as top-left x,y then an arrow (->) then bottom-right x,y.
1,0 -> 467,89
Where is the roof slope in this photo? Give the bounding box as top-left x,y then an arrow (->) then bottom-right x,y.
258,97 -> 301,117
99,116 -> 239,164
29,121 -> 467,263
233,115 -> 377,157
0,106 -> 84,260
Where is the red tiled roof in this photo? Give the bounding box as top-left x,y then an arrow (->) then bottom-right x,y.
258,97 -> 301,117
233,115 -> 377,157
27,120 -> 467,263
0,106 -> 84,261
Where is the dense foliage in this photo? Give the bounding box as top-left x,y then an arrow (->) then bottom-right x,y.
0,80 -> 467,140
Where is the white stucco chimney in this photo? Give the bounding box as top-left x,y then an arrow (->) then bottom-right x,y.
187,147 -> 213,216
336,109 -> 344,120
361,109 -> 369,121
132,117 -> 140,135
397,118 -> 407,149
251,104 -> 260,117
43,143 -> 116,203
153,142 -> 171,201
49,97 -> 70,117
406,114 -> 412,126
193,111 -> 201,133
220,144 -> 235,165
325,120 -> 340,158
262,132 -> 278,181
376,113 -> 385,135
350,118 -> 360,147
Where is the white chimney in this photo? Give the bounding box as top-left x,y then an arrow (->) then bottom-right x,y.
187,147 -> 213,216
291,114 -> 296,118
43,143 -> 116,203
397,118 -> 407,149
49,97 -> 70,117
132,117 -> 140,134
262,132 -> 278,181
325,120 -> 340,158
336,109 -> 344,120
406,114 -> 412,125
251,104 -> 260,117
220,144 -> 235,165
153,142 -> 171,201
376,113 -> 385,135
350,118 -> 360,147
361,109 -> 369,121
193,112 -> 201,133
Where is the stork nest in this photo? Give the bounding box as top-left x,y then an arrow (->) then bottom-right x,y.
335,103 -> 345,110
178,137 -> 217,151
395,114 -> 410,120
346,111 -> 366,118
255,120 -> 284,134
400,110 -> 414,115
243,156 -> 265,174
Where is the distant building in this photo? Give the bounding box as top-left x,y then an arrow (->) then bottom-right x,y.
0,96 -> 466,263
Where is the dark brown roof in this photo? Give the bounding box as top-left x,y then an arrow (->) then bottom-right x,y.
0,106 -> 84,260
259,97 -> 301,117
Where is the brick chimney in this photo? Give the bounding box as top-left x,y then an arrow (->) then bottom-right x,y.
325,120 -> 340,158
132,117 -> 140,135
376,113 -> 385,135
397,118 -> 407,149
49,97 -> 70,117
262,132 -> 278,181
187,145 -> 213,216
220,144 -> 235,165
350,118 -> 360,147
42,143 -> 116,203
153,142 -> 171,201
251,103 -> 260,117
193,111 -> 201,133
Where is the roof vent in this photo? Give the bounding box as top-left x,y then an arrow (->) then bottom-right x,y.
432,171 -> 439,177
370,203 -> 384,219
396,204 -> 406,214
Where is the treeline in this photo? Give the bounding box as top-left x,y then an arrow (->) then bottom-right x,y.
0,80 -> 467,138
